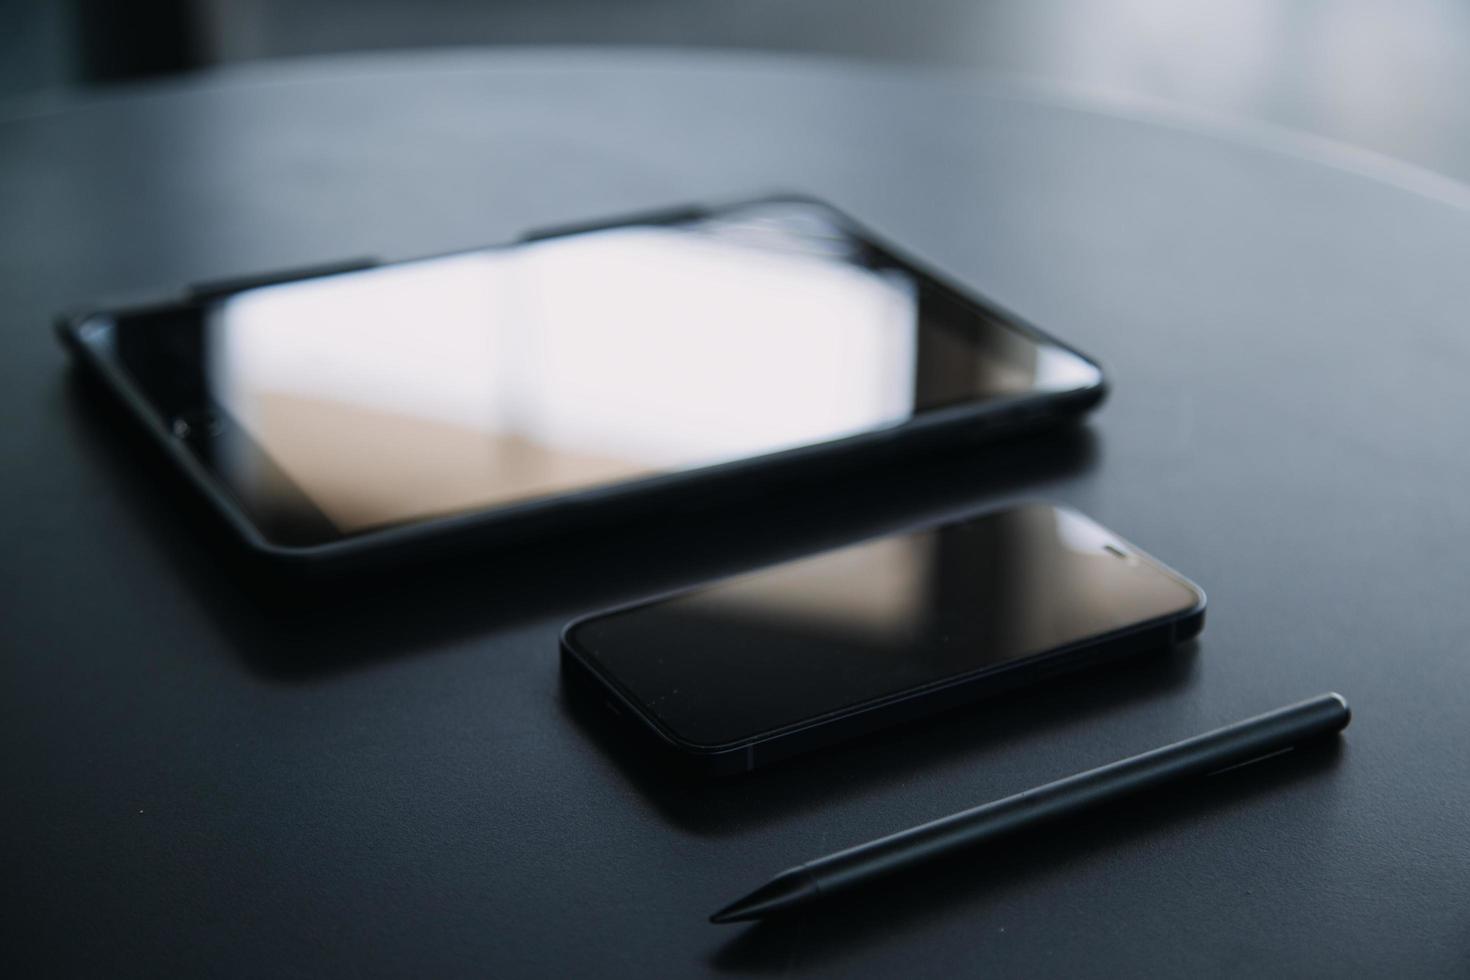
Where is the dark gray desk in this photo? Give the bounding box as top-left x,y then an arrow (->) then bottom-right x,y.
4,51 -> 1469,977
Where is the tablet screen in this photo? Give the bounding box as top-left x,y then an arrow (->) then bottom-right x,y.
90,201 -> 1100,544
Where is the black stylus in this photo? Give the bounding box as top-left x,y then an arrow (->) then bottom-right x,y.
710,693 -> 1350,924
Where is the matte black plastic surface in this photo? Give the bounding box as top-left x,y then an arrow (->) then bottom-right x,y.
712,694 -> 1350,920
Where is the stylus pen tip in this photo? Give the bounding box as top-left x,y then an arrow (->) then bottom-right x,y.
708,897 -> 764,924
709,871 -> 815,924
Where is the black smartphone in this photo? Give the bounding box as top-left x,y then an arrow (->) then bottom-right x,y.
58,196 -> 1106,576
562,503 -> 1205,775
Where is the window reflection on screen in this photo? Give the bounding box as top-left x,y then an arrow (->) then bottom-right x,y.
210,224 -> 919,532
192,205 -> 1101,538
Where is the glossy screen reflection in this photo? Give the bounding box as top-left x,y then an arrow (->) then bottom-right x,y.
185,204 -> 1100,536
569,506 -> 1202,748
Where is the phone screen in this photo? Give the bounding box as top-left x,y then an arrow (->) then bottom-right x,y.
90,201 -> 1101,545
566,505 -> 1203,749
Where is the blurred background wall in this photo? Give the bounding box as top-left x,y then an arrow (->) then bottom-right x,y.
3,0 -> 1467,184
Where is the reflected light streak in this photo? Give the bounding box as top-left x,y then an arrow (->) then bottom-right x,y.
210,226 -> 918,531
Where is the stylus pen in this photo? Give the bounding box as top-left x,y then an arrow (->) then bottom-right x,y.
710,692 -> 1350,924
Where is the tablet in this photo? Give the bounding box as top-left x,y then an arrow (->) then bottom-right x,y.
58,197 -> 1105,575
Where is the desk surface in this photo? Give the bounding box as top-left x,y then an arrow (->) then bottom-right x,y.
4,50 -> 1469,978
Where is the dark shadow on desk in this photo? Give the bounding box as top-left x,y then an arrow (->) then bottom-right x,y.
707,737 -> 1345,974
60,372 -> 1099,682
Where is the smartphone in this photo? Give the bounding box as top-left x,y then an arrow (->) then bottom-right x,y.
562,504 -> 1205,775
58,197 -> 1106,576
